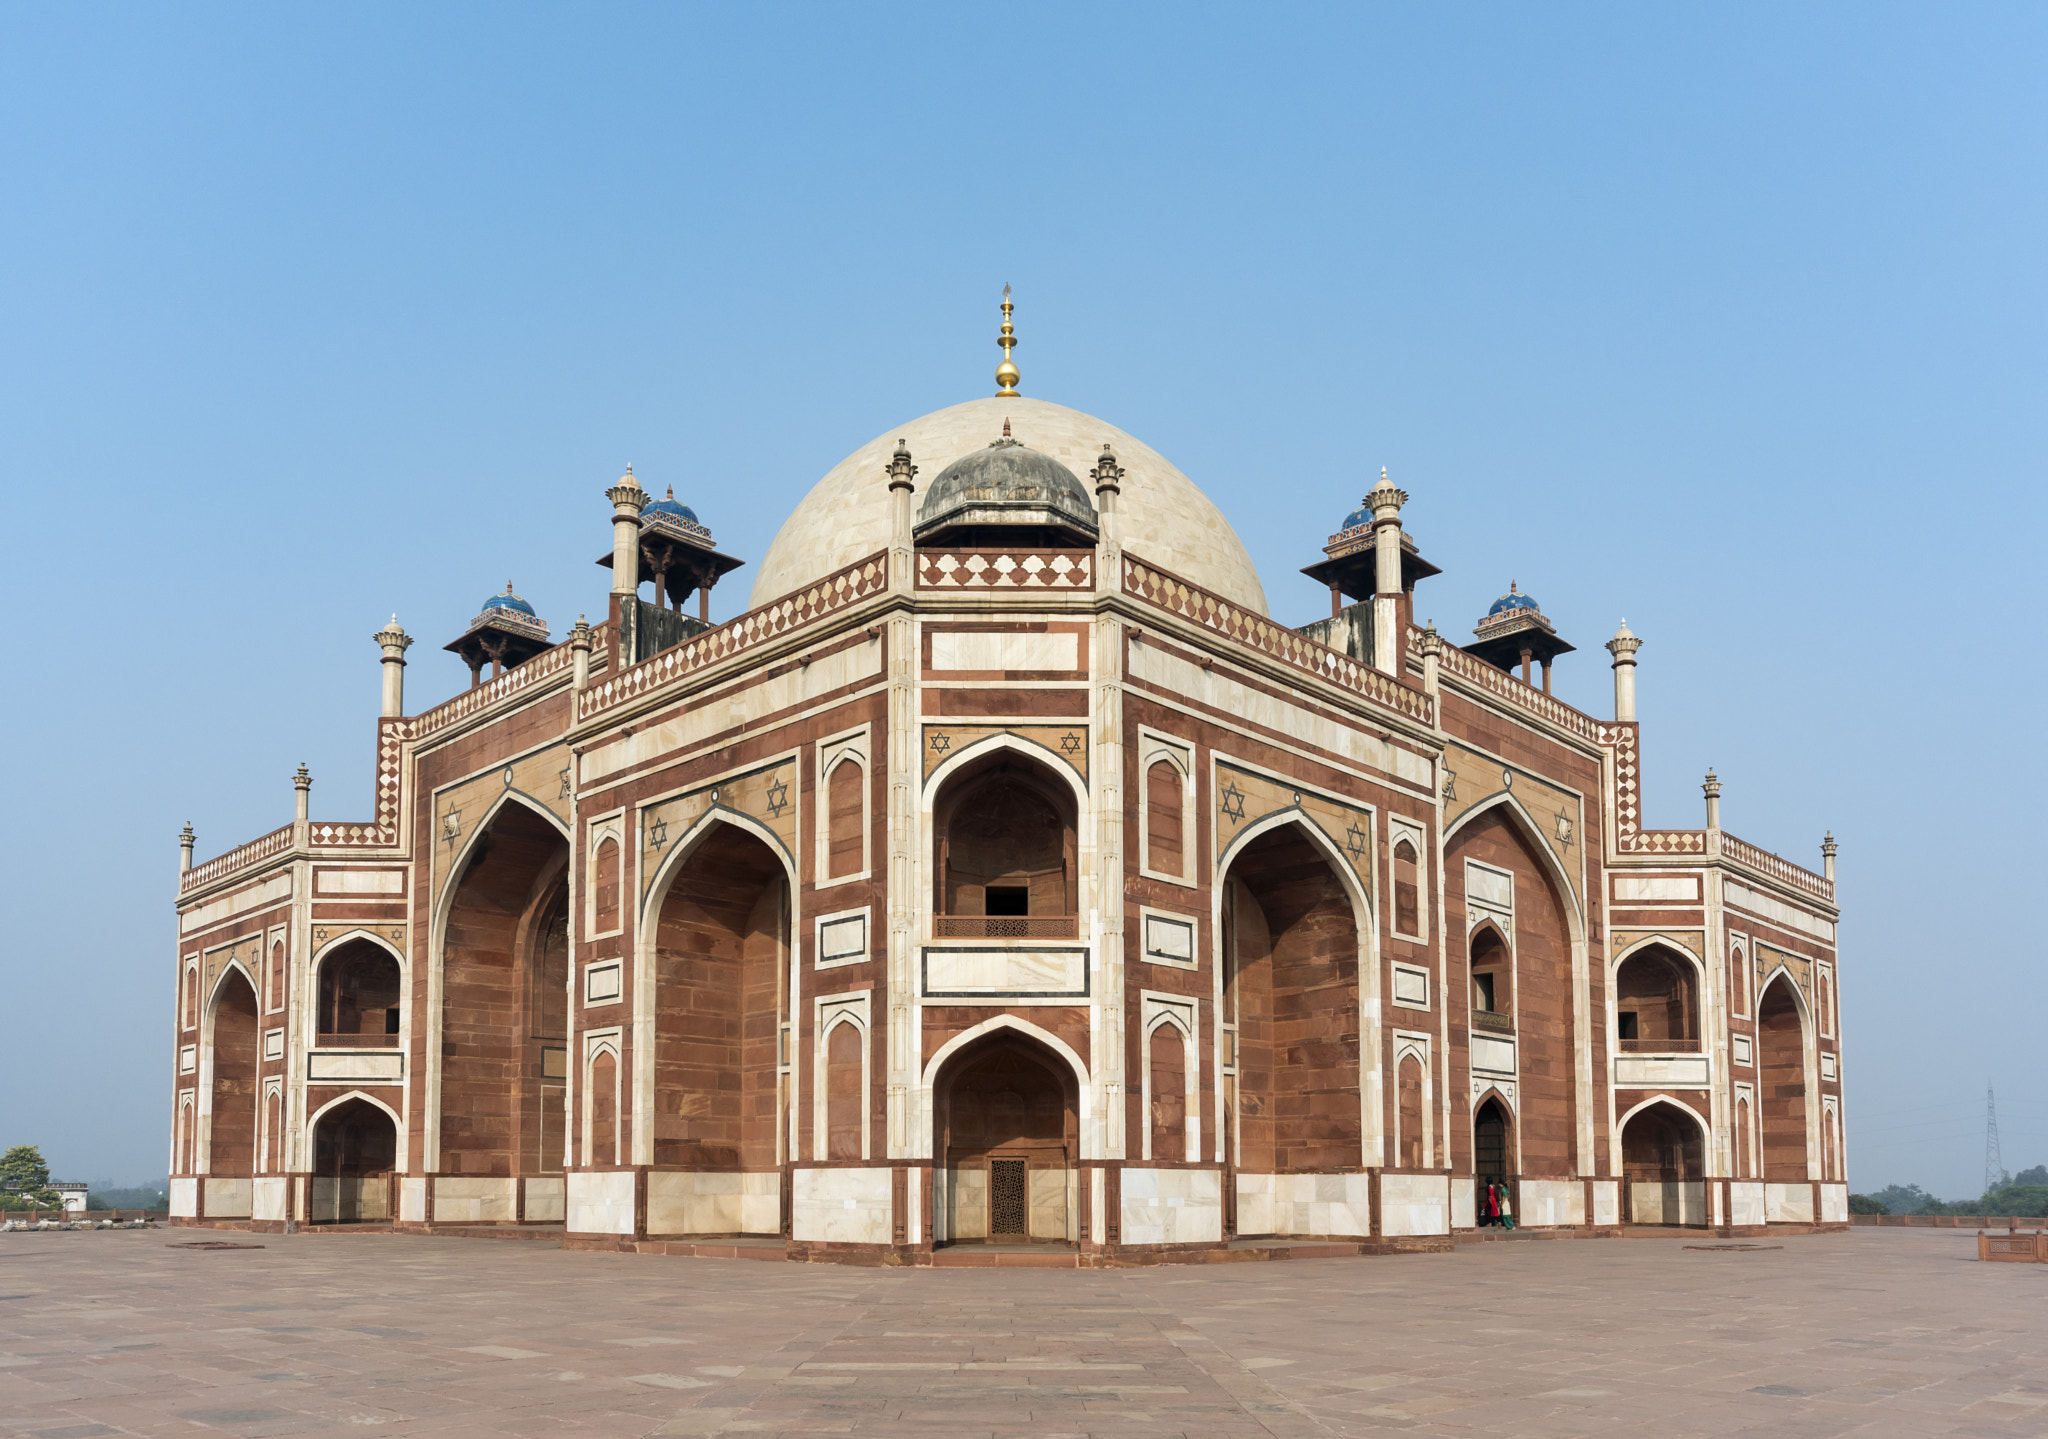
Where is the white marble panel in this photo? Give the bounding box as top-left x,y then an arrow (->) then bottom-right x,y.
1129,646 -> 1401,778
307,1050 -> 404,1083
1392,964 -> 1430,1007
1467,864 -> 1514,910
1591,1179 -> 1621,1227
1765,1182 -> 1815,1223
1819,1183 -> 1848,1223
435,1176 -> 517,1224
1450,1175 -> 1475,1227
203,1177 -> 252,1219
1381,1174 -> 1450,1236
181,874 -> 292,935
1630,1181 -> 1706,1225
1517,1178 -> 1584,1228
399,1176 -> 428,1223
1724,880 -> 1835,942
1728,1181 -> 1766,1227
1234,1172 -> 1372,1238
1471,1034 -> 1516,1075
524,1177 -> 566,1224
170,1176 -> 198,1218
793,1167 -> 892,1245
1119,1167 -> 1223,1245
647,1171 -> 780,1235
1614,876 -> 1698,902
922,948 -> 1087,998
1029,1169 -> 1070,1240
929,630 -> 1079,673
1614,1055 -> 1710,1087
945,1167 -> 988,1240
566,1171 -> 636,1234
584,645 -> 883,784
251,1177 -> 288,1223
314,869 -> 405,896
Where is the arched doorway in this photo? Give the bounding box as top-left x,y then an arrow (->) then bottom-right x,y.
931,751 -> 1079,939
1615,947 -> 1699,1051
1621,1102 -> 1706,1225
311,1098 -> 398,1223
648,821 -> 787,1235
316,940 -> 402,1044
440,801 -> 570,1187
1757,977 -> 1809,1181
1220,822 -> 1362,1234
933,1033 -> 1078,1246
1473,1095 -> 1514,1224
208,969 -> 260,1180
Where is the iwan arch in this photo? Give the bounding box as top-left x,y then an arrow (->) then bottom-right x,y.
169,298 -> 1848,1259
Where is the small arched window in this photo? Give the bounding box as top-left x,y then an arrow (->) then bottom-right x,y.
1148,1023 -> 1187,1163
269,941 -> 285,1011
827,759 -> 864,879
1471,925 -> 1511,1018
826,1022 -> 863,1159
183,967 -> 198,1031
593,837 -> 620,933
1735,1097 -> 1752,1178
588,1049 -> 618,1166
1397,1054 -> 1426,1168
1145,760 -> 1184,877
1392,839 -> 1421,936
1730,946 -> 1749,1017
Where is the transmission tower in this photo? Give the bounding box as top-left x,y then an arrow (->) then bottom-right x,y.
1986,1083 -> 2006,1194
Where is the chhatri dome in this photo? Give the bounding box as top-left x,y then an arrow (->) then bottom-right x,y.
750,292 -> 1269,614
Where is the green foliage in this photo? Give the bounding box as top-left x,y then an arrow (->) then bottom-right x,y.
0,1145 -> 51,1191
1848,1193 -> 1888,1215
1975,1183 -> 2048,1219
2014,1165 -> 2048,1187
0,1145 -> 58,1208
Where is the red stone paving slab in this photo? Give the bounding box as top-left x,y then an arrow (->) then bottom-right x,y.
0,1229 -> 2041,1436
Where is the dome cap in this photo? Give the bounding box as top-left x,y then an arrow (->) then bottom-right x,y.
913,419 -> 1099,546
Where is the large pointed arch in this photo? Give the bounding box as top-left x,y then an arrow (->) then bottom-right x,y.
922,731 -> 1091,813
1445,788 -> 1596,1175
423,787 -> 572,1177
916,1013 -> 1093,1161
1214,809 -> 1382,1172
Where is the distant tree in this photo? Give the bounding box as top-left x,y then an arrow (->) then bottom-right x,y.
0,1145 -> 59,1209
1975,1183 -> 2048,1219
1867,1183 -> 1943,1216
2014,1165 -> 2048,1187
1848,1193 -> 1888,1215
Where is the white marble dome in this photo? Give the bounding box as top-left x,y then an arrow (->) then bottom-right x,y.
748,396 -> 1270,616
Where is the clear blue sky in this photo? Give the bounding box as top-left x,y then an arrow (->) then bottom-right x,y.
3,5 -> 2041,1195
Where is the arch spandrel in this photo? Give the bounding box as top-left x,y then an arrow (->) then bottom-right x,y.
1755,941 -> 1815,1005
1609,929 -> 1705,963
428,743 -> 574,909
1213,761 -> 1374,905
920,724 -> 1088,783
1440,743 -> 1584,909
636,757 -> 799,905
201,935 -> 269,1007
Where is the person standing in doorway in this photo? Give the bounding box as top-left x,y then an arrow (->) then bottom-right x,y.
1498,1183 -> 1515,1231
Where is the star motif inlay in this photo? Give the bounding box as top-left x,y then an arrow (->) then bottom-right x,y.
1058,732 -> 1083,755
558,766 -> 572,800
441,808 -> 462,847
646,815 -> 669,850
1219,780 -> 1247,826
1442,771 -> 1458,803
1344,821 -> 1370,860
1554,811 -> 1574,847
928,732 -> 951,756
765,777 -> 789,818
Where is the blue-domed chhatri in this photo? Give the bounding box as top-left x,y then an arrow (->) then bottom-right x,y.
445,581 -> 552,687
1469,580 -> 1574,692
595,470 -> 744,633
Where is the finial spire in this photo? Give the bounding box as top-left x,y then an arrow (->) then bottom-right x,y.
995,284 -> 1020,397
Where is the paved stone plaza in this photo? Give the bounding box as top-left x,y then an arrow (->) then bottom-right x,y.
1,1230 -> 2042,1437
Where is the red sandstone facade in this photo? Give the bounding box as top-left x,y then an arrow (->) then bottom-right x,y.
169,388 -> 1846,1259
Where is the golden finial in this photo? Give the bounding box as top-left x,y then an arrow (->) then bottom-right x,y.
995,283 -> 1020,397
